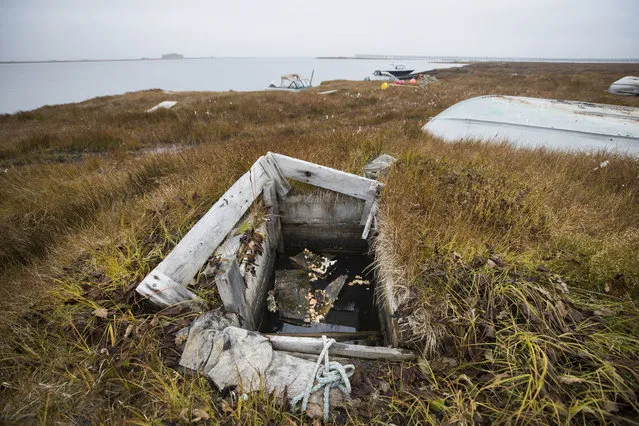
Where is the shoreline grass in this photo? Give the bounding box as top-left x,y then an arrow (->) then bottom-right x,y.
1,62 -> 638,424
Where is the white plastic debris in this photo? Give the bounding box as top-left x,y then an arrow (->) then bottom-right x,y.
146,101 -> 178,113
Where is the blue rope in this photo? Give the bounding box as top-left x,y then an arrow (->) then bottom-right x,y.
291,336 -> 355,422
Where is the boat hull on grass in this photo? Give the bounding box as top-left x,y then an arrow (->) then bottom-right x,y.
422,95 -> 639,156
609,76 -> 639,96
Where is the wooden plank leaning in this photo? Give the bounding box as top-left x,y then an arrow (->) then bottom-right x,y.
137,156 -> 281,307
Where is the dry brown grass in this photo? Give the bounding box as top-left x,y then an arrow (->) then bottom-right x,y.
1,62 -> 638,424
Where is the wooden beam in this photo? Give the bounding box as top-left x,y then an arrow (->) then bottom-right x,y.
269,152 -> 383,201
262,182 -> 284,254
216,258 -> 254,329
243,209 -> 277,331
360,181 -> 381,225
362,199 -> 379,240
265,331 -> 379,341
263,153 -> 292,198
267,335 -> 417,361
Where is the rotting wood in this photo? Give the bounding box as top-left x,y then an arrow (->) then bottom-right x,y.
242,216 -> 276,331
267,335 -> 417,361
263,182 -> 284,254
269,152 -> 383,201
215,259 -> 254,329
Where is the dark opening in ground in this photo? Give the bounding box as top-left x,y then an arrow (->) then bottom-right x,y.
261,251 -> 380,340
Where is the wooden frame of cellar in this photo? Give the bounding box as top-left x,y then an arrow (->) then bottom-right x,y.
136,152 -> 401,345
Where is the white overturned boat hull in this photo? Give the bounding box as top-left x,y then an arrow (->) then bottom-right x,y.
609,76 -> 639,96
422,95 -> 639,155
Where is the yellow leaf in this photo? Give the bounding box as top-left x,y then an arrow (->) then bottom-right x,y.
92,307 -> 108,318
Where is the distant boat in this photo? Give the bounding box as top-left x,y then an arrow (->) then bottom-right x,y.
609,76 -> 639,96
422,95 -> 639,155
373,63 -> 414,78
268,73 -> 312,91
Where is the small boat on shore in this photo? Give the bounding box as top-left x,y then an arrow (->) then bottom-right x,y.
609,76 -> 639,96
268,73 -> 312,91
373,63 -> 414,79
422,95 -> 639,155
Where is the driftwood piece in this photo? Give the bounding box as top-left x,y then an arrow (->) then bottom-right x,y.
267,335 -> 417,361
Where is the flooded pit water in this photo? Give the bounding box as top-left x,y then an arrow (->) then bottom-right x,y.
260,251 -> 380,336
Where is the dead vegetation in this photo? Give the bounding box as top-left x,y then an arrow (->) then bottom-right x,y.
1,62 -> 639,424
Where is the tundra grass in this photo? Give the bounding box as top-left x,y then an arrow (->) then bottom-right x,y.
1,62 -> 639,424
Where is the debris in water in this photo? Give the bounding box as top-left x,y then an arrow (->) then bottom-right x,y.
274,270 -> 311,323
267,290 -> 278,312
290,249 -> 336,277
347,275 -> 370,286
324,275 -> 348,301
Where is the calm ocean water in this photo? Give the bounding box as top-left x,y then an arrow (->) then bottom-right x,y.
0,57 -> 463,114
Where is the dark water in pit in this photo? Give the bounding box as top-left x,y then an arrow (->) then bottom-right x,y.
260,251 -> 380,335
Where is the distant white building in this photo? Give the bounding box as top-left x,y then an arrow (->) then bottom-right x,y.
161,53 -> 184,60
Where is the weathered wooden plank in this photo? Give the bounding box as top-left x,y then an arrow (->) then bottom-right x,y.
216,258 -> 254,329
279,192 -> 364,226
281,224 -> 367,254
266,331 -> 379,341
360,181 -> 381,226
243,217 -> 277,331
267,335 -> 417,361
136,158 -> 269,306
136,270 -> 198,306
262,182 -> 284,254
269,152 -> 383,201
362,199 -> 379,240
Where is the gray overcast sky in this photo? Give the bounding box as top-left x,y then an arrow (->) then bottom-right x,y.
1,0 -> 638,61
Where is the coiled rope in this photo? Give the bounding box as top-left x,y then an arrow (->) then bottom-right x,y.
291,335 -> 355,422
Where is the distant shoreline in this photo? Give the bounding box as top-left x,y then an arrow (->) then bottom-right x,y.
0,56 -> 216,65
318,55 -> 639,63
2,56 -> 638,65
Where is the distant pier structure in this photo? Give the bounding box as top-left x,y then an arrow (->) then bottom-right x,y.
161,53 -> 184,60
